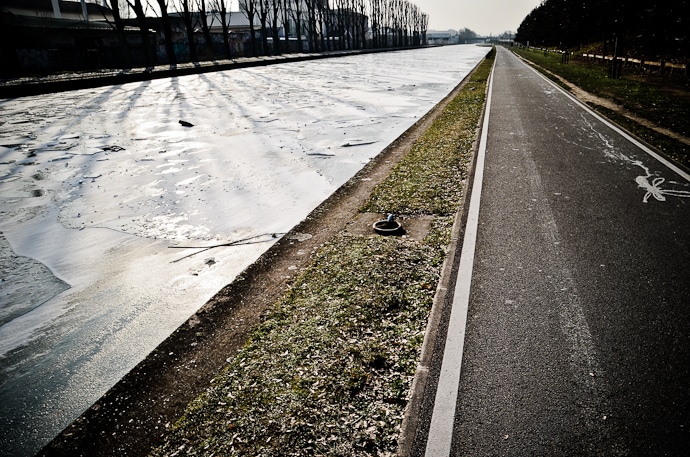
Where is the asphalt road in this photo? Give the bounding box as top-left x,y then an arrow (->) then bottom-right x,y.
414,47 -> 690,456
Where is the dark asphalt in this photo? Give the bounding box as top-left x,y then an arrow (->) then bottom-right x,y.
413,47 -> 690,456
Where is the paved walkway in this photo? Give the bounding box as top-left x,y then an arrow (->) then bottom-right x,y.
415,46 -> 690,456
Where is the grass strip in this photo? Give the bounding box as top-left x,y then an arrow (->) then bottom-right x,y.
589,104 -> 690,167
149,48 -> 494,457
512,47 -> 690,167
362,56 -> 492,216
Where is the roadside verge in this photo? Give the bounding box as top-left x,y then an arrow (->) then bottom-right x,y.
512,48 -> 690,169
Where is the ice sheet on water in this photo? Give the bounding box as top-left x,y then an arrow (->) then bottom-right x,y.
0,233 -> 69,327
0,44 -> 491,457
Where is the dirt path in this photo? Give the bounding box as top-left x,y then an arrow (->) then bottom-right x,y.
38,67 -> 481,457
529,61 -> 690,147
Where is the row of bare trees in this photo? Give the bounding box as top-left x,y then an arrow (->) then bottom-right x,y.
107,0 -> 428,67
241,0 -> 429,56
106,0 -> 235,67
370,0 -> 428,48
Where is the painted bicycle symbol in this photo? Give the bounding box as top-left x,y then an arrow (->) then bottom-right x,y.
632,161 -> 690,203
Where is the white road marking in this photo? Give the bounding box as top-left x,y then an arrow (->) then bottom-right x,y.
528,59 -> 690,186
424,59 -> 496,456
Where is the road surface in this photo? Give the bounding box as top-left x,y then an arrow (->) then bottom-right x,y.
416,46 -> 690,456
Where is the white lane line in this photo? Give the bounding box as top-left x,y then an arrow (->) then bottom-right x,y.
527,61 -> 690,183
424,58 -> 496,456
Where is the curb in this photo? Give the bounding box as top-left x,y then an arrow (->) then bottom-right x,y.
396,54 -> 494,456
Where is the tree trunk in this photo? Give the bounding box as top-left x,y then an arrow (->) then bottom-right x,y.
181,0 -> 199,61
359,0 -> 366,49
317,2 -> 326,51
198,0 -> 215,59
128,0 -> 154,67
291,0 -> 304,52
241,0 -> 259,57
282,0 -> 291,53
156,0 -> 177,65
306,0 -> 316,52
110,0 -> 131,68
271,0 -> 281,55
259,0 -> 270,55
218,1 -> 232,59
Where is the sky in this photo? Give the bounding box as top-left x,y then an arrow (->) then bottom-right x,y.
414,0 -> 543,35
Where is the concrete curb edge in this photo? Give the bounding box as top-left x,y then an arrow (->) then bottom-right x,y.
396,50 -> 494,457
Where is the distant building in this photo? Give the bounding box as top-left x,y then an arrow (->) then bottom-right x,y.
426,30 -> 459,45
1,0 -> 147,75
1,0 -> 113,22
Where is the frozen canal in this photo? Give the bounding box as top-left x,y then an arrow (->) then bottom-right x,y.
0,45 -> 489,456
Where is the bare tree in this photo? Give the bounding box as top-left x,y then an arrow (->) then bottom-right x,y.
270,0 -> 282,55
288,0 -> 305,52
155,0 -> 177,65
370,0 -> 380,48
281,0 -> 291,52
410,3 -> 420,45
210,0 -> 233,59
380,0 -> 391,47
335,0 -> 346,50
400,1 -> 411,46
196,0 -> 215,59
316,0 -> 328,51
178,0 -> 199,61
108,0 -> 131,67
240,0 -> 259,57
125,0 -> 154,67
258,0 -> 271,54
388,0 -> 396,47
305,0 -> 317,51
393,0 -> 400,46
356,0 -> 367,49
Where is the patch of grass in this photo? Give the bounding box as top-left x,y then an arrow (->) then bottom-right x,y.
149,49 -> 495,457
512,47 -> 690,166
363,51 -> 492,216
589,104 -> 690,167
152,236 -> 441,456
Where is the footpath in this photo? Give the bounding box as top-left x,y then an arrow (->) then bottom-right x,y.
416,46 -> 690,456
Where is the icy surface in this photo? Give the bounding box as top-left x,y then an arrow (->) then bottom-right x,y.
0,45 -> 489,456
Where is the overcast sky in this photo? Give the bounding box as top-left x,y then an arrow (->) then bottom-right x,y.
414,0 -> 542,35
